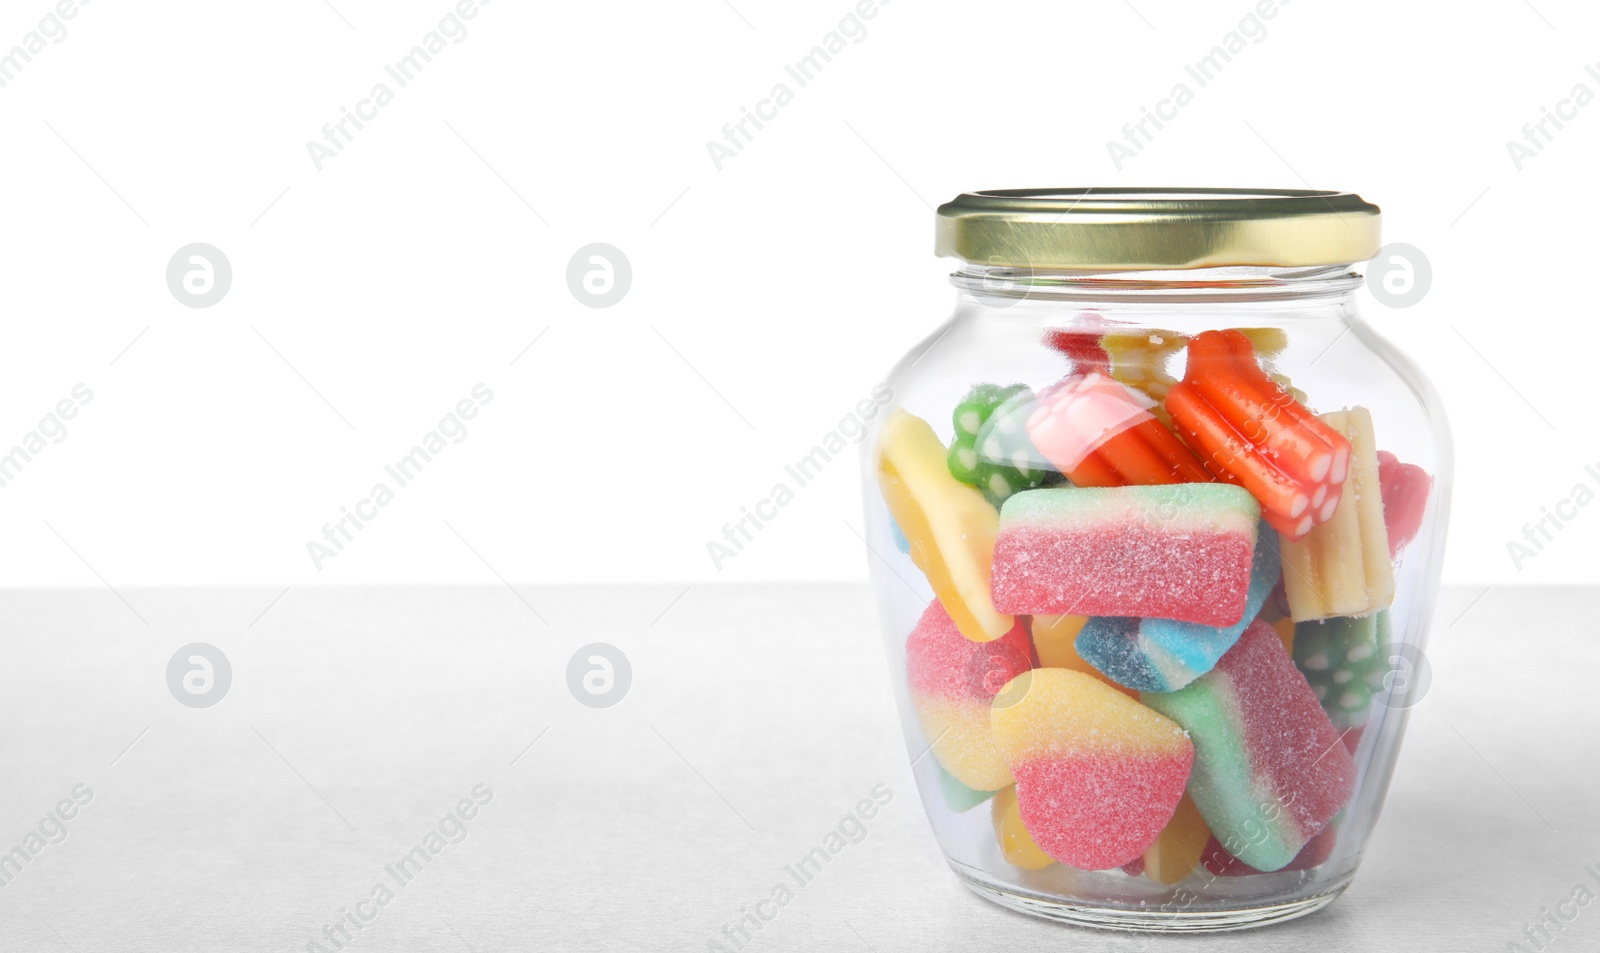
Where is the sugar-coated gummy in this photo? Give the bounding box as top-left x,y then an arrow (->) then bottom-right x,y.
1199,824 -> 1337,877
991,669 -> 1194,870
991,483 -> 1261,626
906,601 -> 1034,791
1142,620 -> 1356,872
1074,523 -> 1283,692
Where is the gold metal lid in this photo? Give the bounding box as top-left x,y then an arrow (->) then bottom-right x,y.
935,188 -> 1381,271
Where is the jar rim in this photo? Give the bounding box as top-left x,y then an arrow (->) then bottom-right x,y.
935,188 -> 1381,272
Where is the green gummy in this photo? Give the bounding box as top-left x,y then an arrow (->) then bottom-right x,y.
937,764 -> 998,812
1294,611 -> 1387,730
946,383 -> 1060,507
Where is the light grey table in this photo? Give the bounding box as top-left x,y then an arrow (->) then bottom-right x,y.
0,584 -> 1590,952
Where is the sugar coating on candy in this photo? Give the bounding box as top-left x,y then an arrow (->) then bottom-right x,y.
878,409 -> 1013,641
1376,450 -> 1431,558
1294,612 -> 1385,731
907,601 -> 1034,791
991,484 -> 1261,626
907,601 -> 1035,703
1279,408 -> 1395,622
1075,524 -> 1282,692
946,384 -> 1062,507
991,669 -> 1193,870
991,785 -> 1055,870
1143,620 -> 1356,872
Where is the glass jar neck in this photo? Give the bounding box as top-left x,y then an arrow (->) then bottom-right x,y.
951,263 -> 1362,306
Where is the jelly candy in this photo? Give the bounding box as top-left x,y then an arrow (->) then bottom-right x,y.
1104,330 -> 1186,403
1377,450 -> 1431,558
1166,330 -> 1352,540
1143,620 -> 1356,872
1199,824 -> 1337,877
938,764 -> 1000,812
1142,794 -> 1211,885
1074,524 -> 1282,692
1029,613 -> 1136,697
946,384 -> 1061,507
991,484 -> 1261,626
906,601 -> 1035,791
889,517 -> 911,555
1279,408 -> 1394,621
991,785 -> 1056,870
1043,327 -> 1111,374
991,669 -> 1193,870
878,410 -> 1014,641
1294,611 -> 1387,732
1028,372 -> 1212,487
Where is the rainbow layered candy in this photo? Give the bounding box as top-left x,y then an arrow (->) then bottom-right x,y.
1143,620 -> 1356,872
906,601 -> 1035,792
991,484 -> 1261,626
991,669 -> 1193,870
1074,524 -> 1282,692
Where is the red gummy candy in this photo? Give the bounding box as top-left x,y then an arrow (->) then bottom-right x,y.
1376,450 -> 1431,558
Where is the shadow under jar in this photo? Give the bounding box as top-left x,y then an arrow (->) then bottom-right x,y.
861,189 -> 1450,932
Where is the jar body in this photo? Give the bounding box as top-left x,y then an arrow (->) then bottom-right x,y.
862,266 -> 1450,931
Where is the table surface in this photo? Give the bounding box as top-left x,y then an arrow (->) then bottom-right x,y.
0,583 -> 1590,952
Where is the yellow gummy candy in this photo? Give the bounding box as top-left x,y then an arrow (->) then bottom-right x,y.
1029,614 -> 1137,698
1142,793 -> 1210,885
1104,331 -> 1186,400
1280,407 -> 1395,621
993,785 -> 1056,870
1235,327 -> 1308,404
878,410 -> 1013,641
1273,616 -> 1296,655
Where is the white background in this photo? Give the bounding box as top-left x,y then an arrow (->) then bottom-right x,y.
0,0 -> 1595,587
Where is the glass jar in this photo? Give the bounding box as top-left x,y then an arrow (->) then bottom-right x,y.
861,189 -> 1450,932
